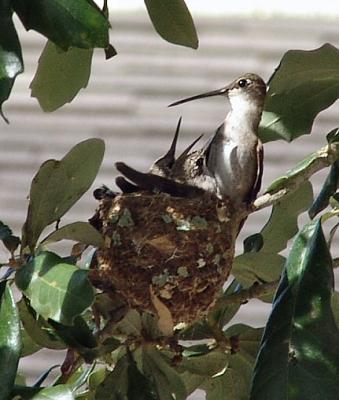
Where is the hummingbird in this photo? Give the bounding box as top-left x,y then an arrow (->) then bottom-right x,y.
168,73 -> 266,206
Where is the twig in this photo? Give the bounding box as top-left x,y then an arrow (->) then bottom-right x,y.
213,280 -> 280,309
253,143 -> 339,211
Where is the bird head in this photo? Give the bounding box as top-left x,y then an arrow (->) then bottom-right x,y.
168,73 -> 266,110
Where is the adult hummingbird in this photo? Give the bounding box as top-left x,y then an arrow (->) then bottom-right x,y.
168,73 -> 266,206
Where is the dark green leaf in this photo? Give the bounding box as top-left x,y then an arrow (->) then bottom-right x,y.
0,220 -> 20,254
207,279 -> 243,329
0,0 -> 23,122
50,316 -> 97,350
20,325 -> 41,357
16,251 -> 94,325
332,291 -> 339,329
31,41 -> 93,112
18,298 -> 66,350
251,220 -> 339,400
261,182 -> 313,253
96,353 -> 156,400
114,309 -> 142,337
179,347 -> 228,376
41,222 -> 103,247
142,346 -> 187,400
266,153 -> 316,193
178,319 -> 214,341
225,324 -> 264,358
34,365 -> 60,388
22,138 -> 105,251
233,183 -> 312,302
63,364 -> 95,392
179,372 -> 206,397
243,234 -> 263,253
260,44 -> 339,142
12,0 -> 109,50
10,385 -> 42,399
0,220 -> 12,240
202,325 -> 262,400
31,384 -> 74,399
144,0 -> 198,49
232,252 -> 284,287
0,281 -> 21,400
203,352 -> 253,400
51,320 -> 118,365
309,161 -> 339,218
88,367 -> 106,391
326,127 -> 339,144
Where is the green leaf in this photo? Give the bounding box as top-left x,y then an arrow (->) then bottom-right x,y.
178,319 -> 214,341
251,220 -> 339,400
179,347 -> 228,377
20,326 -> 41,357
0,220 -> 20,254
207,279 -> 243,329
88,367 -> 106,391
31,41 -> 93,112
96,353 -> 156,400
327,127 -> 339,144
12,0 -> 109,50
260,44 -> 339,142
266,152 -> 317,193
10,385 -> 42,399
0,0 -> 23,122
18,298 -> 66,350
309,161 -> 339,218
243,233 -> 263,253
202,325 -> 262,400
41,222 -> 103,248
0,281 -> 21,400
142,346 -> 187,400
22,138 -> 105,251
49,317 -> 99,363
261,182 -> 313,253
232,252 -> 284,287
15,251 -> 94,325
144,0 -> 198,49
203,352 -> 253,400
114,309 -> 142,337
31,385 -> 74,400
66,365 -> 95,392
332,291 -> 339,329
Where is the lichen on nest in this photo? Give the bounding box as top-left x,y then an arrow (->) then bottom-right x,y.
90,190 -> 243,329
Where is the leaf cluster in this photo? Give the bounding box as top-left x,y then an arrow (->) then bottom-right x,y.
0,0 -> 198,119
1,3 -> 339,400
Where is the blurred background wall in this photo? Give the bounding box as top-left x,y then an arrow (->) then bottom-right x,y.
1,1 -> 339,396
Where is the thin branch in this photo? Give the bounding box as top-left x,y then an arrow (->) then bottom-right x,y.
213,279 -> 280,309
253,142 -> 339,211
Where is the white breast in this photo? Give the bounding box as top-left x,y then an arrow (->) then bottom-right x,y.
214,140 -> 256,202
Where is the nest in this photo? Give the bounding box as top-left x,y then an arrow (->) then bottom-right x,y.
90,191 -> 244,330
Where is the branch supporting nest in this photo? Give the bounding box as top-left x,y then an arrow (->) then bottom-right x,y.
253,142 -> 339,211
213,279 -> 280,309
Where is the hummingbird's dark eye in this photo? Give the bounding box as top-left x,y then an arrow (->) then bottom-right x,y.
238,79 -> 249,88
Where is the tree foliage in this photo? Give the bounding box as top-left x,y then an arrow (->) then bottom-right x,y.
0,1 -> 339,399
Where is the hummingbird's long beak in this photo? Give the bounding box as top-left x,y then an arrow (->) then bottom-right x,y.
168,86 -> 229,107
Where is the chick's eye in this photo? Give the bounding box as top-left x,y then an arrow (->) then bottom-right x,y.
238,79 -> 250,88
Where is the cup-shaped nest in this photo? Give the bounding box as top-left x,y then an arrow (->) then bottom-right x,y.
90,191 -> 243,329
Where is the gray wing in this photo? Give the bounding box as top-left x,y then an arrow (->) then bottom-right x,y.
205,122 -> 225,173
251,139 -> 264,200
